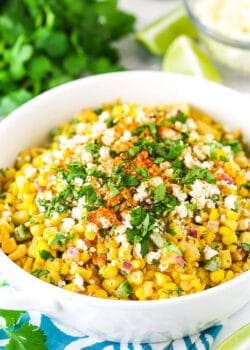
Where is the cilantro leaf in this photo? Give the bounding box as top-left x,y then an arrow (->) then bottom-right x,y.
165,242 -> 182,256
0,1 -> 135,116
182,166 -> 216,185
221,140 -> 243,154
241,243 -> 250,252
153,183 -> 166,201
6,323 -> 47,350
31,269 -> 49,278
0,310 -> 24,328
121,174 -> 139,187
39,250 -> 54,261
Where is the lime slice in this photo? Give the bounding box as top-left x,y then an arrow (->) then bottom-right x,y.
135,6 -> 197,56
216,323 -> 250,350
161,35 -> 221,82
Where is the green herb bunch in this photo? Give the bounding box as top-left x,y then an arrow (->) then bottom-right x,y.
0,0 -> 135,116
0,310 -> 47,349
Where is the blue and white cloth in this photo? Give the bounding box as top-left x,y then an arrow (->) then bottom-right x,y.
0,277 -> 222,350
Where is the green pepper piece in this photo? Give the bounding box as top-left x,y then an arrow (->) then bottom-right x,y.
14,224 -> 32,242
204,255 -> 221,272
116,280 -> 132,299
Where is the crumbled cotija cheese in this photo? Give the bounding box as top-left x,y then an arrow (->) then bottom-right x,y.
195,0 -> 250,41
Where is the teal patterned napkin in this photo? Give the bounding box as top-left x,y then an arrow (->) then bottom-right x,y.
0,275 -> 222,350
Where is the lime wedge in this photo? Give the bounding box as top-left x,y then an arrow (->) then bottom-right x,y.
161,35 -> 221,82
135,6 -> 197,56
216,323 -> 250,350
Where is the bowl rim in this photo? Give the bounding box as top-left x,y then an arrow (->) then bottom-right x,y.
1,70 -> 250,309
183,0 -> 250,50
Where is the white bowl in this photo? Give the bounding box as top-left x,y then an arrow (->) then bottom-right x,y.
0,71 -> 250,343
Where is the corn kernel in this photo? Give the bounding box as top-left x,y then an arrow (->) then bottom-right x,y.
210,269 -> 225,283
8,244 -> 27,261
2,237 -> 17,254
99,264 -> 118,279
154,272 -> 168,287
219,250 -> 232,269
128,270 -> 143,285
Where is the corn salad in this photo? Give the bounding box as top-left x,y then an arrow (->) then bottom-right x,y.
0,102 -> 250,300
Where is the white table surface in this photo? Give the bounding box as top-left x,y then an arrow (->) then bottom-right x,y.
119,1 -> 250,348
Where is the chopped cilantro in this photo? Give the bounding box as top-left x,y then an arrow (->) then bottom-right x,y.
148,122 -> 158,138
241,243 -> 250,252
85,141 -> 99,155
39,250 -> 54,261
168,111 -> 187,125
49,232 -> 69,247
141,237 -> 149,257
167,228 -> 177,236
186,203 -> 196,211
165,242 -> 182,256
128,145 -> 141,157
108,182 -> 120,197
221,140 -> 243,154
56,162 -> 87,184
131,125 -> 147,136
181,166 -> 216,185
121,174 -> 139,187
104,116 -> 117,127
0,168 -> 6,177
32,269 -> 49,277
153,183 -> 166,201
81,184 -> 104,210
135,166 -> 149,179
116,280 -> 132,298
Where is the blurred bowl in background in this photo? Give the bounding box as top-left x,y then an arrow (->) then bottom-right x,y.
183,0 -> 250,75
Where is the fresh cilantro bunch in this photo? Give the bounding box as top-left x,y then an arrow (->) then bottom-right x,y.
0,310 -> 47,350
0,0 -> 135,116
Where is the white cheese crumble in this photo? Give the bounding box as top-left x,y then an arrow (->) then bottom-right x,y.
114,233 -> 127,243
74,177 -> 83,187
76,239 -> 88,251
224,195 -> 237,210
175,204 -> 188,219
99,216 -> 112,229
114,224 -> 127,236
150,176 -> 163,187
58,280 -> 66,288
24,166 -> 36,178
86,222 -> 99,233
73,273 -> 85,291
194,0 -> 250,41
145,250 -> 161,264
172,185 -> 187,202
62,218 -> 75,232
102,128 -> 115,146
122,212 -> 132,229
99,146 -> 110,159
133,182 -> 148,202
81,150 -> 93,163
134,243 -> 142,259
91,121 -> 107,138
204,245 -> 218,260
98,111 -> 110,122
120,130 -> 131,142
190,180 -> 220,210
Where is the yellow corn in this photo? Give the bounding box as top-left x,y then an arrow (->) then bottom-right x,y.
8,244 -> 27,261
210,269 -> 225,284
2,237 -> 17,254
